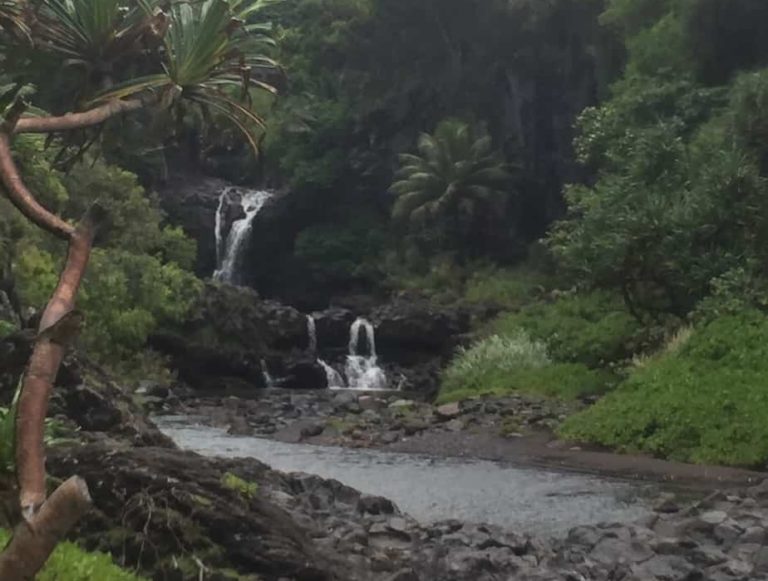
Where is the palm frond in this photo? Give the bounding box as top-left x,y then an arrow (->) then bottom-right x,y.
0,0 -> 30,39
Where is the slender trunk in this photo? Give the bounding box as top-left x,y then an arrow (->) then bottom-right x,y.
16,214 -> 99,513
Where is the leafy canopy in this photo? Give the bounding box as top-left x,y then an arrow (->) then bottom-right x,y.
5,0 -> 279,153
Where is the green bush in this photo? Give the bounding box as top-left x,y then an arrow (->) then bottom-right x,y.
7,147 -> 201,369
0,320 -> 16,338
15,247 -> 201,366
438,331 -> 609,403
560,310 -> 768,466
491,291 -> 643,368
0,529 -> 146,580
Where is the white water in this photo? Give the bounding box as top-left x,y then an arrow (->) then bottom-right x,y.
316,317 -> 389,391
261,359 -> 275,388
213,188 -> 273,285
306,315 -> 317,354
319,358 -> 345,388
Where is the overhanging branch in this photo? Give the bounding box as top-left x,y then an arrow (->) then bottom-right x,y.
14,99 -> 145,135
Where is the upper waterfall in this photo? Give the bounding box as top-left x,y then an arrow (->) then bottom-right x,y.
213,187 -> 273,285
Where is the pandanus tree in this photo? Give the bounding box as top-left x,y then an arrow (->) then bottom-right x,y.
390,119 -> 513,261
0,0 -> 278,577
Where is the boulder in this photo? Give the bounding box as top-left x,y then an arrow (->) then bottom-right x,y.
157,174 -> 230,277
370,296 -> 471,359
151,282 -> 307,390
48,443 -> 347,580
312,307 -> 356,351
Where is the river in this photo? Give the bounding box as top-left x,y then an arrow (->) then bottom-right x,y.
156,415 -> 661,536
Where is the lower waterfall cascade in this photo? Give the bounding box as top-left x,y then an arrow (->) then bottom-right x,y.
308,315 -> 392,391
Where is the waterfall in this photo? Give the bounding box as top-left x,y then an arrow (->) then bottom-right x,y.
306,315 -> 317,354
313,317 -> 389,390
261,359 -> 275,388
213,187 -> 273,285
319,358 -> 345,389
305,314 -> 396,390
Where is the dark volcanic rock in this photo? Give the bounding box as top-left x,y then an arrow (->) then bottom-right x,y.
0,333 -> 170,446
312,307 -> 356,351
151,282 -> 308,390
49,443 -> 346,581
371,296 -> 471,358
157,174 -> 230,277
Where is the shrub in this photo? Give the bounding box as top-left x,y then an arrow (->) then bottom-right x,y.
0,529 -> 146,580
0,321 -> 16,339
15,248 -> 201,366
438,331 -> 609,403
560,310 -> 768,466
491,291 -> 643,368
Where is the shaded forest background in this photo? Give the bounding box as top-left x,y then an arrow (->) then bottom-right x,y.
3,0 -> 768,467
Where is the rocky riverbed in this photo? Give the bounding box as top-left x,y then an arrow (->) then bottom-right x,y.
150,387 -> 766,487
150,387 -> 584,446
147,416 -> 768,581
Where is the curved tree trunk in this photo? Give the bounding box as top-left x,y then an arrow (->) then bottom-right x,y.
0,99 -> 145,579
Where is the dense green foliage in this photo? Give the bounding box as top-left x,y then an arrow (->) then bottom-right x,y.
3,137 -> 201,369
560,311 -> 768,466
542,0 -> 768,465
492,292 -> 644,368
549,1 -> 768,317
0,529 -> 146,580
439,330 -> 609,403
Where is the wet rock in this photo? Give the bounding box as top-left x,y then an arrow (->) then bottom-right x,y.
227,416 -> 254,436
387,569 -> 419,581
700,510 -> 728,525
359,396 -> 386,411
274,420 -> 325,443
590,537 -> 654,565
358,495 -> 396,516
151,283 -> 307,390
654,494 -> 681,514
157,174 -> 228,276
312,307 -> 356,349
435,402 -> 461,420
630,554 -> 696,580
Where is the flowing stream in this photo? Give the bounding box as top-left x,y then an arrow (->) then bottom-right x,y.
156,416 -> 657,536
213,188 -> 273,284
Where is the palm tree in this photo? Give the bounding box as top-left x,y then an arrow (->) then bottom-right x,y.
0,1 -> 278,577
390,119 -> 512,260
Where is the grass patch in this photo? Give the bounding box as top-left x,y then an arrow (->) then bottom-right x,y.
221,472 -> 259,499
492,290 -> 643,367
560,310 -> 768,467
0,529 -> 146,580
438,331 -> 610,403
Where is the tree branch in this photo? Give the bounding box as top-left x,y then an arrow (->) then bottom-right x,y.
0,133 -> 74,240
0,477 -> 92,580
14,99 -> 145,135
